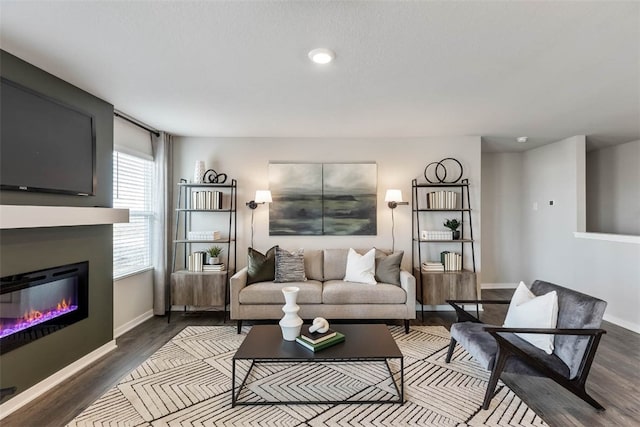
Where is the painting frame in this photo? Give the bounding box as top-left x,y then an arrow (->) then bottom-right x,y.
268,162 -> 377,236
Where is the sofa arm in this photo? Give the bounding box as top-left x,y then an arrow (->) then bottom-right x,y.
400,269 -> 416,319
230,267 -> 248,319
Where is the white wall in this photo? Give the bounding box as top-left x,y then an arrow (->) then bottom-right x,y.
481,152 -> 522,286
113,270 -> 154,337
173,137 -> 482,273
521,136 -> 640,332
586,139 -> 640,235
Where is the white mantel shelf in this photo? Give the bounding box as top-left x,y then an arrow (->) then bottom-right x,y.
0,205 -> 129,229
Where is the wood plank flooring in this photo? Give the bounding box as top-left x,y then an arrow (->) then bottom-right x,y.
2,289 -> 639,427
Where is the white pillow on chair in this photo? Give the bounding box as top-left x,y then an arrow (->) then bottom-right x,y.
503,282 -> 558,354
343,248 -> 377,285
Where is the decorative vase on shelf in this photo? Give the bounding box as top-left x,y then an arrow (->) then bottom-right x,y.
279,286 -> 303,341
194,160 -> 205,183
452,230 -> 461,240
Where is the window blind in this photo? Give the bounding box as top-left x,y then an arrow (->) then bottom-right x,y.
113,151 -> 154,278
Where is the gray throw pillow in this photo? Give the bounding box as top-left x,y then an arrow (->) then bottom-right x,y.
375,250 -> 404,285
247,246 -> 278,285
275,248 -> 307,283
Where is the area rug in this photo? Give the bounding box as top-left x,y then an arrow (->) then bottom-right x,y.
67,326 -> 547,426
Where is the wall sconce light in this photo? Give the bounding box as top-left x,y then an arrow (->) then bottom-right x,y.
385,189 -> 409,252
246,190 -> 272,248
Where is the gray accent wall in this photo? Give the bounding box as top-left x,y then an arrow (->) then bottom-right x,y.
481,152 -> 522,285
586,140 -> 640,235
0,50 -> 114,400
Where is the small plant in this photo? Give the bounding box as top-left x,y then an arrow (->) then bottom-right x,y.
443,219 -> 460,231
207,246 -> 223,257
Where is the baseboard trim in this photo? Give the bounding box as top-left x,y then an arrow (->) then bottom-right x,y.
0,339 -> 117,420
114,309 -> 154,338
603,313 -> 640,334
481,282 -> 518,289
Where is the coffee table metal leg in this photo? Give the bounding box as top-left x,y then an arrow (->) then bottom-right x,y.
385,357 -> 404,404
231,359 -> 236,407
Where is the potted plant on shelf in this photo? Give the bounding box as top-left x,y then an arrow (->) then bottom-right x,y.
207,245 -> 223,265
444,219 -> 461,240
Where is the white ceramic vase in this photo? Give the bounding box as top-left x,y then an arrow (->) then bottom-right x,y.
279,286 -> 303,341
194,160 -> 205,183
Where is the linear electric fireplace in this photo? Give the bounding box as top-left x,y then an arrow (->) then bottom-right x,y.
0,261 -> 88,354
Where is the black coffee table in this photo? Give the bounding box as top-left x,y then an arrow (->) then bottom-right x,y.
231,324 -> 404,406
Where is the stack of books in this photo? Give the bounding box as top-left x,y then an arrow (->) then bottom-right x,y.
187,230 -> 221,241
441,251 -> 462,271
203,263 -> 225,272
187,251 -> 207,271
295,326 -> 345,352
422,261 -> 444,272
420,230 -> 453,241
427,191 -> 457,209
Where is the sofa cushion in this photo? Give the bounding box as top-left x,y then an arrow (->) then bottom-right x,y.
239,280 -> 323,304
450,322 -> 570,379
503,282 -> 558,354
344,248 -> 377,284
323,249 -> 349,280
304,249 -> 324,281
247,246 -> 278,285
275,248 -> 306,283
322,280 -> 407,304
324,248 -> 377,280
375,250 -> 403,285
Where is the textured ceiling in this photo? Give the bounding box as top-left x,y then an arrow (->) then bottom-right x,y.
1,1 -> 638,151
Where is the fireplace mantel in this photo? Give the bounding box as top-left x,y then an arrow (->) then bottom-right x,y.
0,205 -> 129,229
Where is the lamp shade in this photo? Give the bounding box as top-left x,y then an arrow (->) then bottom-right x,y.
385,189 -> 403,203
254,190 -> 272,204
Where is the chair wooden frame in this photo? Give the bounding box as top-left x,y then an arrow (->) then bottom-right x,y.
445,299 -> 607,411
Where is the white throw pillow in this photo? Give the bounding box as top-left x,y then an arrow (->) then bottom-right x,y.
343,248 -> 377,285
503,281 -> 559,354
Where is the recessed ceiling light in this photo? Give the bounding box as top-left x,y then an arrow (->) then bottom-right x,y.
308,48 -> 335,65
517,136 -> 529,143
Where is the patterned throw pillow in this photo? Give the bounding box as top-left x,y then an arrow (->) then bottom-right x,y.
246,246 -> 278,285
274,248 -> 307,283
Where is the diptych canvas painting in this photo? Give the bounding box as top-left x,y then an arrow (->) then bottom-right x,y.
269,162 -> 377,236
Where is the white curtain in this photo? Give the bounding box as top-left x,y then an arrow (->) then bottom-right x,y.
151,132 -> 173,315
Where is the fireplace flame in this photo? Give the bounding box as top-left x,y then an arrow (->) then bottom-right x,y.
1,297 -> 77,339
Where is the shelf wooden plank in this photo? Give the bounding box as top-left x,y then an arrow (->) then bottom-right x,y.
413,209 -> 471,212
177,182 -> 236,188
413,239 -> 473,243
175,209 -> 233,212
174,239 -> 235,243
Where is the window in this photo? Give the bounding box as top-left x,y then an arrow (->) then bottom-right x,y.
113,151 -> 154,278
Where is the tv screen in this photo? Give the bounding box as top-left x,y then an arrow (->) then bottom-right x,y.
1,77 -> 96,196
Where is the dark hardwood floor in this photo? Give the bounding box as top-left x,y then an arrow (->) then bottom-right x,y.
3,289 -> 639,427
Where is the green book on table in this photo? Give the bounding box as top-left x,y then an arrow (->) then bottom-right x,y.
296,332 -> 345,352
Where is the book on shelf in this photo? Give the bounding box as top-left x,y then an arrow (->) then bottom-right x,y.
299,325 -> 337,344
296,332 -> 345,352
191,190 -> 223,210
188,251 -> 207,272
187,230 -> 221,241
427,191 -> 458,209
422,261 -> 444,272
440,251 -> 462,271
203,263 -> 226,272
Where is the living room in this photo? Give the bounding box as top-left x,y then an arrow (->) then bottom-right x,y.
1,2 -> 638,426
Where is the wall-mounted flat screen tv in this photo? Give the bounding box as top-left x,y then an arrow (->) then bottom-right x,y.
1,77 -> 96,196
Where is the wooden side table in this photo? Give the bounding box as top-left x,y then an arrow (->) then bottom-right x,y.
414,268 -> 477,306
170,270 -> 228,314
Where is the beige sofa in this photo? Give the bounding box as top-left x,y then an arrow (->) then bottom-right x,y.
230,248 -> 416,333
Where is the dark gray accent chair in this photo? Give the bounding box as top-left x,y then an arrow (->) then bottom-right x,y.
445,280 -> 607,411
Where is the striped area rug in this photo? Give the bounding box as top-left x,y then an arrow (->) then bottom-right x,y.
67,325 -> 547,426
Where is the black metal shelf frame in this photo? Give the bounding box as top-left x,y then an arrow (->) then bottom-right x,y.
411,178 -> 477,319
169,179 -> 237,322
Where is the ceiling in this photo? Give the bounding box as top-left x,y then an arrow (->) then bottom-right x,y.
1,1 -> 638,152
